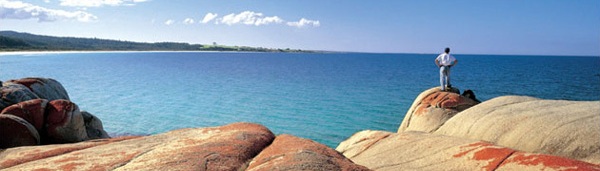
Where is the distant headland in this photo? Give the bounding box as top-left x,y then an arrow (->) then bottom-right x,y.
0,30 -> 316,53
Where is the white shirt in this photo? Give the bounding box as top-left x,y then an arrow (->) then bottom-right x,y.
436,53 -> 456,66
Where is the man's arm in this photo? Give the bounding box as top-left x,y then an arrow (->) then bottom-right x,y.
435,59 -> 441,67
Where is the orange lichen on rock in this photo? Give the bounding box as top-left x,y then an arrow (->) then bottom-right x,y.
499,152 -> 600,171
247,134 -> 370,171
453,141 -> 516,171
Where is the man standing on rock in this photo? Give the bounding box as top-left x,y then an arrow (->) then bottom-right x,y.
435,47 -> 457,91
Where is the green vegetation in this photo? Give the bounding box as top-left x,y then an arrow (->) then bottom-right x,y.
0,31 -> 310,53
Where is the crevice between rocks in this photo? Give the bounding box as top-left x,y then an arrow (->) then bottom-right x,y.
239,133 -> 276,171
492,150 -> 516,171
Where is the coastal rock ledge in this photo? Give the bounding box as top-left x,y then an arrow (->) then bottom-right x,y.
2,78 -> 599,170
0,122 -> 369,170
337,87 -> 600,171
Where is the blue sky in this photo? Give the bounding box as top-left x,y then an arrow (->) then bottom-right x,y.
1,0 -> 599,56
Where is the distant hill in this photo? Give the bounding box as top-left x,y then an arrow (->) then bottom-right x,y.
0,31 -> 306,52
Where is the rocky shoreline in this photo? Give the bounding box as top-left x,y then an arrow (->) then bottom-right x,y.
1,78 -> 599,170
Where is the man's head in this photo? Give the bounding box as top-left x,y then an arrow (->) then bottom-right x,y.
445,47 -> 450,53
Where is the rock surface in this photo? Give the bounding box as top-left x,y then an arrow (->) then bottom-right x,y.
81,111 -> 110,139
45,99 -> 88,143
6,77 -> 70,101
247,134 -> 370,171
1,99 -> 48,131
0,82 -> 40,110
338,87 -> 600,170
0,114 -> 40,148
0,122 -> 369,171
398,87 -> 479,133
434,95 -> 600,164
0,77 -> 109,148
337,130 -> 600,171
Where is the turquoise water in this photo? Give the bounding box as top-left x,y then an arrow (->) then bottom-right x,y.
1,52 -> 599,147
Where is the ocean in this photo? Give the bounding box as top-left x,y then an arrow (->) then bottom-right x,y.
1,52 -> 599,147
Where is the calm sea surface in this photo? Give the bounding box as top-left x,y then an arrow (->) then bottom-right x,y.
1,52 -> 599,147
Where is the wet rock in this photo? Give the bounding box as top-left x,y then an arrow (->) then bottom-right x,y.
247,134 -> 370,171
0,114 -> 40,148
7,77 -> 70,101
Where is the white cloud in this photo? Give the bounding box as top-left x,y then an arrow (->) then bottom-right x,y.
59,0 -> 147,7
164,19 -> 174,25
200,12 -> 217,24
187,11 -> 320,28
183,18 -> 194,24
287,18 -> 320,28
217,11 -> 283,26
0,0 -> 97,22
256,16 -> 283,26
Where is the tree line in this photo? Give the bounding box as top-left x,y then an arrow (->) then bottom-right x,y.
0,31 -> 308,52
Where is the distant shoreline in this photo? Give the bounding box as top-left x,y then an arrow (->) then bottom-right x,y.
0,50 -> 331,56
1,50 -> 597,58
0,30 -> 319,54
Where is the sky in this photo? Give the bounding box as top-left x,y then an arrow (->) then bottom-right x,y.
1,0 -> 599,56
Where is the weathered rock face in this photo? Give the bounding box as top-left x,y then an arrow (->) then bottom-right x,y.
1,122 -> 372,170
6,77 -> 70,101
247,134 -> 370,171
0,82 -> 40,110
45,99 -> 88,143
335,130 -> 392,159
0,77 -> 109,148
434,96 -> 600,164
339,87 -> 600,170
337,130 -> 600,171
81,111 -> 110,139
0,136 -> 140,169
0,123 -> 275,170
398,87 -> 479,133
1,99 -> 48,131
0,115 -> 40,148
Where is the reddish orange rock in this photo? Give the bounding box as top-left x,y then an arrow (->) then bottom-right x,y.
103,122 -> 276,171
498,152 -> 600,170
398,87 -> 479,133
1,123 -> 275,170
453,142 -> 516,171
0,136 -> 140,169
45,100 -> 87,143
1,99 -> 48,131
247,134 -> 370,171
